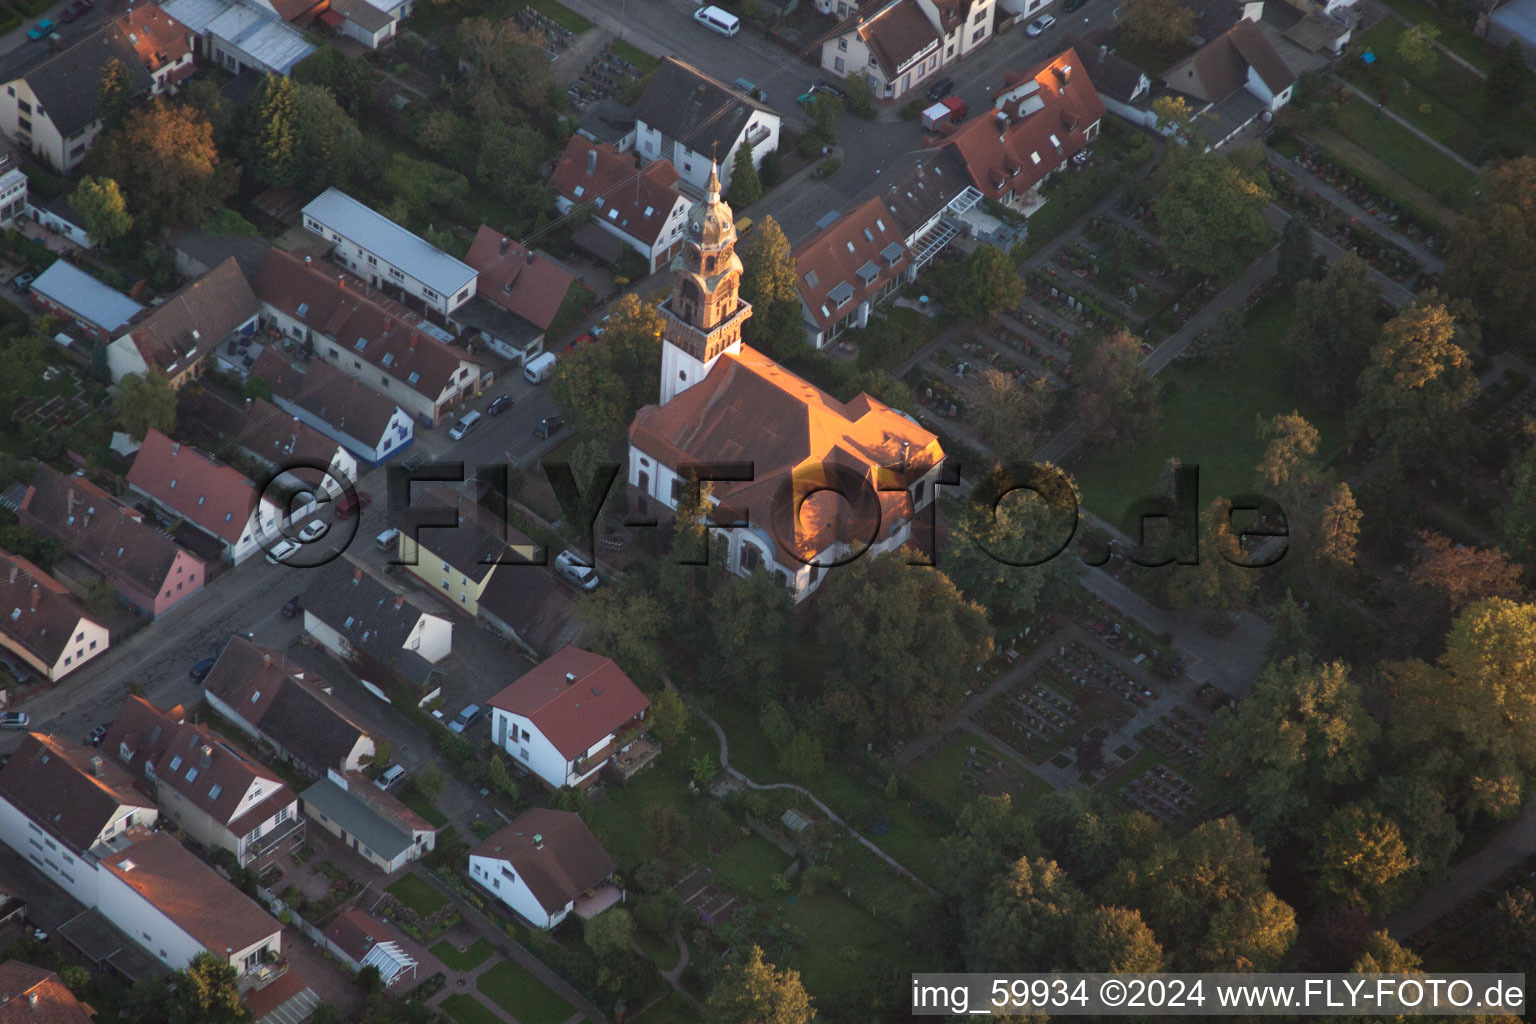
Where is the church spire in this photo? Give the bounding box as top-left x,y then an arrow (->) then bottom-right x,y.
706,160 -> 721,204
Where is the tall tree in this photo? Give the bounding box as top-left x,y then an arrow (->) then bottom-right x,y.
115,370 -> 177,441
1207,656 -> 1378,846
1397,23 -> 1441,77
1073,906 -> 1165,972
817,552 -> 992,743
648,687 -> 689,745
168,954 -> 251,1024
72,176 -> 133,245
295,83 -> 365,190
699,568 -> 795,706
579,576 -> 668,686
942,469 -> 1080,621
1444,157 -> 1536,350
1161,497 -> 1254,612
548,291 -> 663,442
1313,804 -> 1418,915
1154,155 -> 1274,276
1486,40 -> 1529,113
90,99 -> 231,231
943,245 -> 1024,323
454,17 -> 552,122
1122,0 -> 1195,50
1407,531 -> 1523,612
1255,411 -> 1322,496
1073,330 -> 1160,446
1263,588 -> 1316,663
98,58 -> 134,134
726,143 -> 763,208
942,793 -> 1041,911
707,946 -> 815,1024
1287,252 -> 1382,405
1315,482 -> 1362,576
966,855 -> 1084,971
961,369 -> 1054,464
1351,298 -> 1477,462
739,215 -> 805,359
247,74 -> 300,189
475,122 -> 545,202
1277,213 -> 1315,291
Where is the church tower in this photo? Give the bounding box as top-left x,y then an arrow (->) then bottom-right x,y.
658,162 -> 752,405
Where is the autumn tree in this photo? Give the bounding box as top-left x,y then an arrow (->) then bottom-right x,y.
1444,157 -> 1536,350
1122,0 -> 1195,50
1154,155 -> 1274,276
1351,298 -> 1477,462
1486,40 -> 1529,113
816,552 -> 992,744
1073,330 -> 1160,446
116,370 -> 177,441
1315,482 -> 1362,576
1397,23 -> 1441,77
1408,531 -> 1523,612
246,74 -> 300,189
72,176 -> 133,245
91,99 -> 231,231
454,17 -> 552,122
1277,213 -> 1315,291
1483,888 -> 1536,974
962,368 -> 1053,463
1287,252 -> 1382,405
942,794 -> 1041,912
726,143 -> 763,208
1207,657 -> 1378,846
1032,790 -> 1156,887
1074,906 -> 1165,972
707,946 -> 815,1024
1313,804 -> 1418,915
98,58 -> 133,134
1160,497 -> 1254,612
740,215 -> 805,359
1255,411 -> 1322,497
943,468 -> 1080,621
648,687 -> 689,745
167,954 -> 250,1024
966,855 -> 1084,971
548,292 -> 663,442
942,244 -> 1024,322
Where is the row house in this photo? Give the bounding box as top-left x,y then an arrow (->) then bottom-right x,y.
469,809 -> 619,929
631,58 -> 781,194
0,963 -> 94,1023
820,0 -> 997,102
550,137 -> 690,274
28,261 -> 143,343
0,549 -> 109,682
398,487 -> 538,619
793,196 -> 911,350
17,464 -> 205,619
251,348 -> 414,466
106,257 -> 262,388
125,429 -> 283,566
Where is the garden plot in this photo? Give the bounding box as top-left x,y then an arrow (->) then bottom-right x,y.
14,366 -> 94,429
671,865 -> 739,926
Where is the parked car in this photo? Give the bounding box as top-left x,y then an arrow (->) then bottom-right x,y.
265,538 -> 301,564
449,704 -> 482,734
1025,13 -> 1055,35
534,416 -> 564,440
85,725 -> 107,747
487,395 -> 513,416
797,80 -> 846,105
448,410 -> 482,440
554,549 -> 599,591
334,490 -> 373,519
60,0 -> 91,21
27,19 -> 53,39
732,76 -> 765,101
401,455 -> 425,472
375,527 -> 400,552
926,76 -> 955,101
564,333 -> 596,352
189,658 -> 216,681
10,273 -> 35,293
375,764 -> 407,790
0,712 -> 29,729
297,520 -> 326,543
281,596 -> 302,619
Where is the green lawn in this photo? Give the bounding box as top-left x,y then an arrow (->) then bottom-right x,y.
397,784 -> 448,828
633,928 -> 679,971
630,990 -> 706,1024
441,994 -> 504,1024
477,959 -> 574,1024
1327,100 -> 1479,207
386,874 -> 447,917
430,937 -> 494,971
903,732 -> 1048,814
1374,0 -> 1501,71
1070,298 -> 1346,527
609,37 -> 659,71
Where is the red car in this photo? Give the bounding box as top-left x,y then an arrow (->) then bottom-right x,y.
60,0 -> 90,22
333,490 -> 373,520
564,332 -> 596,352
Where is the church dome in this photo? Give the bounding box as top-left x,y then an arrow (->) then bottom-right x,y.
690,161 -> 736,250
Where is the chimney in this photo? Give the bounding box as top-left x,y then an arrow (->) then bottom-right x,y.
526,251 -> 535,265
902,440 -> 911,467
1099,43 -> 1108,60
244,397 -> 252,411
7,564 -> 14,585
533,833 -> 543,850
263,653 -> 272,668
1056,64 -> 1072,86
499,237 -> 510,255
27,993 -> 36,1007
586,149 -> 597,175
303,254 -> 312,263
565,672 -> 576,685
395,596 -> 404,609
353,568 -> 363,584
90,755 -> 104,777
30,586 -> 38,612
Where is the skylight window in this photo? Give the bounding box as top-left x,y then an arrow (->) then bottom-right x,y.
169,479 -> 177,489
1031,152 -> 1041,164
297,302 -> 310,317
876,218 -> 886,232
355,338 -> 368,351
573,185 -> 585,197
169,755 -> 182,771
608,208 -> 619,220
644,206 -> 654,217
197,496 -> 205,506
408,372 -> 420,385
208,784 -> 222,800
250,691 -> 261,703
804,270 -> 819,288
186,767 -> 198,782
845,241 -> 855,253
862,228 -> 874,243
382,353 -> 395,367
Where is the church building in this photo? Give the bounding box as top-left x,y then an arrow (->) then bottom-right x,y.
627,164 -> 945,603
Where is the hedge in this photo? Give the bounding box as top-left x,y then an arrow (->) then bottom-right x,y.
0,8 -> 22,32
12,0 -> 51,19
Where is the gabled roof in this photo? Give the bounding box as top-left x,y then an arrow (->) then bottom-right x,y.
1068,34 -> 1152,104
400,487 -> 535,585
30,261 -> 144,333
203,636 -> 373,773
877,148 -> 970,240
1228,18 -> 1297,93
121,258 -> 260,377
0,962 -> 92,1024
1167,18 -> 1295,100
125,430 -> 272,545
101,693 -> 185,779
302,188 -> 477,299
942,48 -> 1108,202
252,249 -> 480,401
324,909 -> 399,963
631,57 -> 776,159
464,227 -> 579,332
117,3 -> 194,73
100,828 -> 280,954
0,733 -> 153,855
301,560 -> 449,682
250,348 -> 403,448
329,0 -> 394,33
834,0 -> 941,79
11,25 -> 154,139
472,809 -> 614,916
300,771 -> 434,861
794,196 -> 909,332
177,386 -> 345,472
477,561 -> 566,655
17,463 -> 201,602
549,138 -> 686,249
0,550 -> 100,669
486,647 -> 649,760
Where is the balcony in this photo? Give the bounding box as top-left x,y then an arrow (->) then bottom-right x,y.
241,815 -> 306,868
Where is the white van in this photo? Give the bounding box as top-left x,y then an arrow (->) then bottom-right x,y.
523,351 -> 558,384
448,410 -> 482,440
693,5 -> 740,35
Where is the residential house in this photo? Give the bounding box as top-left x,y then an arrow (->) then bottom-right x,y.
576,97 -> 636,149
302,188 -> 478,316
458,227 -> 582,365
398,487 -> 538,619
941,49 -> 1107,213
250,349 -> 414,466
0,148 -> 27,228
877,147 -> 990,272
17,463 -> 206,618
27,196 -> 92,249
117,4 -> 197,94
102,695 -> 305,868
1070,37 -> 1154,124
125,430 -> 283,565
106,257 -> 262,387
162,0 -> 315,76
252,248 -> 483,426
167,228 -> 272,281
476,561 -> 570,657
177,387 -> 361,505
203,636 -> 377,776
821,0 -> 997,101
0,549 -> 110,682
326,0 -> 399,48
468,809 -> 619,929
301,560 -> 453,704
29,261 -> 144,344
1161,18 -> 1297,146
0,27 -> 153,174
793,196 -> 910,349
487,646 -> 654,790
631,58 -> 781,192
0,962 -> 93,1024
0,732 -> 158,906
549,137 -> 691,274
320,911 -> 418,988
628,170 -> 945,602
300,768 -> 437,873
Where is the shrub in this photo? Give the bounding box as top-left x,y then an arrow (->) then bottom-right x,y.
12,0 -> 52,18
816,157 -> 841,178
0,9 -> 22,33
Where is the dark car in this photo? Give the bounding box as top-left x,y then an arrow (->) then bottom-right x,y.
1064,0 -> 1086,12
401,455 -> 425,472
85,725 -> 107,747
10,272 -> 35,293
189,658 -> 216,681
927,76 -> 956,101
534,416 -> 564,440
282,596 -> 302,619
797,80 -> 847,105
487,394 -> 513,416
60,0 -> 91,21
333,490 -> 373,520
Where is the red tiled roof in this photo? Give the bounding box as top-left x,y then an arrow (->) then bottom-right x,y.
0,733 -> 153,855
250,348 -> 402,448
0,962 -> 92,1024
0,549 -> 100,669
849,0 -> 941,79
116,3 -> 192,72
549,137 -> 686,249
101,829 -> 281,955
793,196 -> 908,332
178,386 -> 346,473
122,258 -> 259,377
487,647 -> 649,760
323,909 -> 399,963
125,430 -> 272,545
943,48 -> 1107,202
471,809 -> 614,916
464,226 -> 579,331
